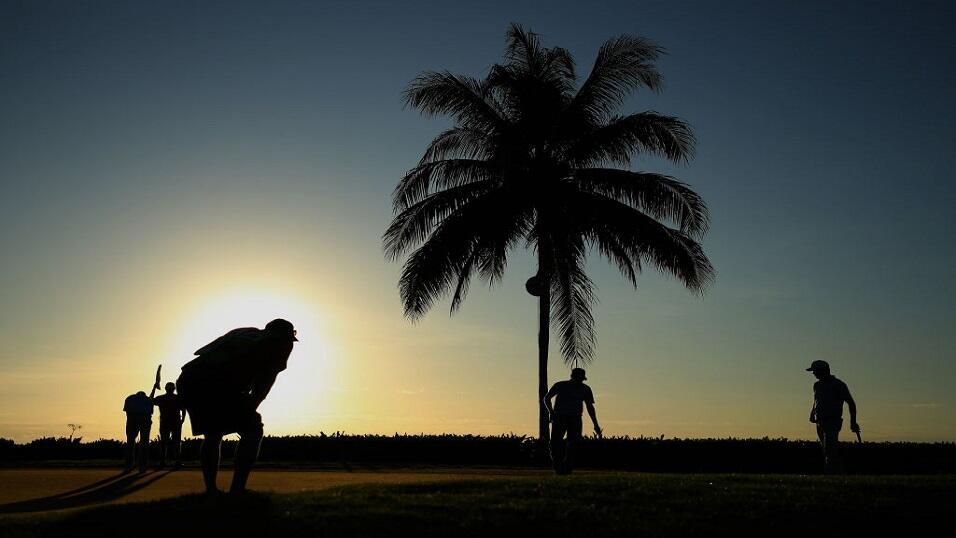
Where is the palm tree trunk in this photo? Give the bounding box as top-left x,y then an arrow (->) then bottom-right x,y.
537,279 -> 551,443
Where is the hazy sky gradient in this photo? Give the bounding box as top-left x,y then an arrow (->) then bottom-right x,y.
2,0 -> 954,442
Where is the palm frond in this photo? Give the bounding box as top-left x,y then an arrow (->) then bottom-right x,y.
449,204 -> 532,313
384,180 -> 496,261
449,248 -> 480,313
475,221 -> 522,285
400,236 -> 477,320
591,229 -> 641,286
392,159 -> 500,211
570,168 -> 709,237
504,23 -> 544,74
548,235 -> 596,365
398,192 -> 529,319
419,128 -> 492,164
491,25 -> 576,120
544,46 -> 576,87
571,112 -> 695,166
404,71 -> 506,131
571,35 -> 664,120
574,192 -> 714,292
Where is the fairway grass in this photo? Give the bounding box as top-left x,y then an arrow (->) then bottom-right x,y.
1,473 -> 952,537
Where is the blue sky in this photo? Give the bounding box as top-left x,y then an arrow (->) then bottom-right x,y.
1,0 -> 954,441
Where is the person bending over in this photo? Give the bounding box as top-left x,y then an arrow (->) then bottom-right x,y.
177,318 -> 298,493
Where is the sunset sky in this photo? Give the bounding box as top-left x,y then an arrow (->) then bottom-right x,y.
1,0 -> 954,443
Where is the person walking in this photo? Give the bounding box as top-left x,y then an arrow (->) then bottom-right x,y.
543,368 -> 602,475
807,359 -> 860,474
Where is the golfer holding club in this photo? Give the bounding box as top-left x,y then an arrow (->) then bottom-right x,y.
807,359 -> 860,474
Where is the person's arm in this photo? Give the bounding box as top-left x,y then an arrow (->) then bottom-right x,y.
543,384 -> 557,422
809,398 -> 817,423
845,385 -> 859,432
149,364 -> 162,400
586,401 -> 602,438
250,371 -> 280,408
248,340 -> 293,408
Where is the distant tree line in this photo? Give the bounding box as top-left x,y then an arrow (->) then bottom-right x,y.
1,434 -> 953,474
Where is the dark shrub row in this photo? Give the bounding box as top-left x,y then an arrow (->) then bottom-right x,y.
2,434 -> 953,474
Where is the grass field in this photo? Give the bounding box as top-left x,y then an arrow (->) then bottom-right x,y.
1,469 -> 952,537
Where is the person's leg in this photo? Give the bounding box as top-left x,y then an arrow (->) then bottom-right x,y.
565,416 -> 583,473
138,421 -> 152,473
823,429 -> 836,474
550,417 -> 568,474
820,419 -> 843,474
124,420 -> 137,472
230,414 -> 264,493
816,423 -> 827,472
158,426 -> 169,467
825,420 -> 843,474
171,426 -> 182,466
200,433 -> 223,493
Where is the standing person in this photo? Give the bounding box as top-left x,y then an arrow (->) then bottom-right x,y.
176,318 -> 298,494
153,382 -> 186,468
122,383 -> 159,473
807,359 -> 860,474
543,368 -> 602,475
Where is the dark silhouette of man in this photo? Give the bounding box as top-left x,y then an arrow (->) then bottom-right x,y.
807,359 -> 860,474
543,367 -> 602,475
176,318 -> 297,494
153,382 -> 186,468
123,382 -> 159,473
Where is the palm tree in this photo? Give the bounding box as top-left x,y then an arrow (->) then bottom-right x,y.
384,24 -> 714,442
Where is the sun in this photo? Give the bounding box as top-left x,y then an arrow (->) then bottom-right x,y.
164,288 -> 337,436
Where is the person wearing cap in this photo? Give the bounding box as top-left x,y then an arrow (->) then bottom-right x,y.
806,359 -> 860,474
176,318 -> 298,493
153,381 -> 186,468
543,368 -> 602,475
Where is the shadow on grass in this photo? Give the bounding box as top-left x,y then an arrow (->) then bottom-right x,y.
1,475 -> 952,537
0,470 -> 176,514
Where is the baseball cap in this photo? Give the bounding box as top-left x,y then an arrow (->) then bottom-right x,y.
806,359 -> 830,372
570,367 -> 587,380
266,318 -> 298,341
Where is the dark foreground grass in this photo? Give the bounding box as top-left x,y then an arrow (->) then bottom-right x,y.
2,473 -> 952,537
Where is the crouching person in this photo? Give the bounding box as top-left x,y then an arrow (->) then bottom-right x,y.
177,318 -> 298,493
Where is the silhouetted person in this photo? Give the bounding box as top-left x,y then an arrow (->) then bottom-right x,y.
543,368 -> 602,475
123,383 -> 158,473
176,318 -> 297,494
807,359 -> 860,474
153,382 -> 185,468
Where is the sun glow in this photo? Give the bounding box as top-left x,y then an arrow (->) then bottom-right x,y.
163,288 -> 338,436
